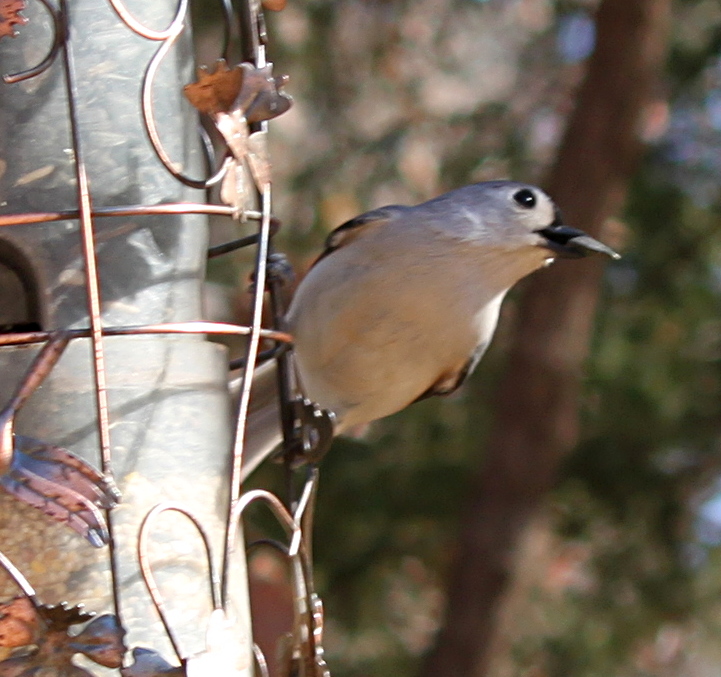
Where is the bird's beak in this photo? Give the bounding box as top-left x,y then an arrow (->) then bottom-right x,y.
536,225 -> 620,260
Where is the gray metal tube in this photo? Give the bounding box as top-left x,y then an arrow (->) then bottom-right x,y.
0,0 -> 251,667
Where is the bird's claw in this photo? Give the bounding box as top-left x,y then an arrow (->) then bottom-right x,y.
266,252 -> 295,287
248,252 -> 295,294
0,436 -> 119,547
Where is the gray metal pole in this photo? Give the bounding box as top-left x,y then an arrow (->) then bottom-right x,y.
0,0 -> 252,669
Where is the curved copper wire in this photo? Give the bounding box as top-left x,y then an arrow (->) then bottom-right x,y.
0,322 -> 293,347
223,475 -> 330,677
223,488 -> 301,605
228,489 -> 301,557
141,29 -> 228,188
0,204 -> 259,228
106,0 -> 186,41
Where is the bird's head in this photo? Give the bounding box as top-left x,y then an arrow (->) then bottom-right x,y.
454,181 -> 620,261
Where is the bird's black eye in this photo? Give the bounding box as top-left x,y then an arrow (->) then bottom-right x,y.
513,188 -> 536,209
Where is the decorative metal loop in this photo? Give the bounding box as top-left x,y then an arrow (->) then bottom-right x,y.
142,28 -> 227,187
225,474 -> 330,677
225,489 -> 301,570
138,502 -> 221,662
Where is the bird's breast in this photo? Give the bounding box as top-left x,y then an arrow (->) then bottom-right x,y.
287,243 -> 506,428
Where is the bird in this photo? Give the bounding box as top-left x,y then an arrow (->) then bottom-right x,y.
240,180 -> 619,480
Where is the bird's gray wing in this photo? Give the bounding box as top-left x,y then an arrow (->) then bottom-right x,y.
412,340 -> 490,403
237,205 -> 406,480
313,206 -> 404,264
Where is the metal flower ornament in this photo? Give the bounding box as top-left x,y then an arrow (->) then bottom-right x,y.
0,0 -> 27,40
184,60 -> 292,216
0,571 -> 124,677
0,603 -> 125,677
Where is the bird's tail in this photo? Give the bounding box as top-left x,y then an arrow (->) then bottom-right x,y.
231,360 -> 284,482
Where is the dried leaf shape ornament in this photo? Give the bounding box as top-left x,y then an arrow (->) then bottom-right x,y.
0,598 -> 35,650
0,0 -> 27,40
0,336 -> 119,547
0,599 -> 125,676
184,60 -> 292,218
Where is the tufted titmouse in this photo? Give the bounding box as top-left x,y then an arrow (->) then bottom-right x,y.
240,180 -> 619,479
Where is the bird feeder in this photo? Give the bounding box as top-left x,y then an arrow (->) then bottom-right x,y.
0,0 -> 329,673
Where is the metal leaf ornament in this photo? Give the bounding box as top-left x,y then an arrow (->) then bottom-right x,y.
0,336 -> 119,547
184,60 -> 292,217
0,600 -> 125,676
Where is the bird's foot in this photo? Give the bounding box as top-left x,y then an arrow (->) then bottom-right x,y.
248,252 -> 295,295
266,252 -> 295,287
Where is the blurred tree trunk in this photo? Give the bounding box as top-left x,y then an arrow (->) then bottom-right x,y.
418,1 -> 671,676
